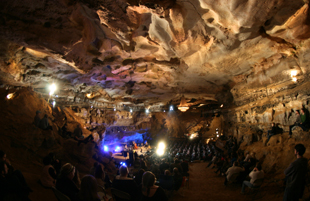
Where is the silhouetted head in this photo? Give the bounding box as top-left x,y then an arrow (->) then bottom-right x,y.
119,165 -> 128,177
79,175 -> 100,201
142,171 -> 156,196
164,169 -> 171,176
256,163 -> 262,171
59,163 -> 75,180
295,144 -> 306,156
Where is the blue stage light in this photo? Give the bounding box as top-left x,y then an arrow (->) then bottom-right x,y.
104,145 -> 108,152
115,146 -> 120,151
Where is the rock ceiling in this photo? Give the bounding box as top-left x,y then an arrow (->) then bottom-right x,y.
0,0 -> 309,111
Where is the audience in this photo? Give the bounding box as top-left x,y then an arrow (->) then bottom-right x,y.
283,144 -> 308,201
158,169 -> 174,191
0,161 -> 32,201
172,167 -> 183,191
134,168 -> 145,186
224,161 -> 244,185
112,165 -> 140,201
266,122 -> 277,145
241,163 -> 264,194
39,114 -> 53,130
141,171 -> 168,201
78,175 -> 108,201
34,110 -> 41,127
40,155 -> 57,188
94,163 -> 106,187
56,163 -> 79,201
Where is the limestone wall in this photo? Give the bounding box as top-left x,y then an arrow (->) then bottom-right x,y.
224,75 -> 310,174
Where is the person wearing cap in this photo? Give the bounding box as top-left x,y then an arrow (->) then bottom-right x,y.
34,110 -> 41,127
56,163 -> 79,201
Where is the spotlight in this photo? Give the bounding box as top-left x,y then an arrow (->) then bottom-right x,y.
158,142 -> 165,149
156,149 -> 164,156
291,70 -> 298,82
115,146 -> 120,151
130,109 -> 133,113
49,83 -> 56,95
216,134 -> 219,137
220,104 -> 223,108
6,93 -> 14,100
146,109 -> 149,113
169,106 -> 173,111
52,100 -> 56,107
120,162 -> 127,167
104,145 -> 108,152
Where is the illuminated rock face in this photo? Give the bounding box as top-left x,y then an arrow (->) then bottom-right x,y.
0,0 -> 309,111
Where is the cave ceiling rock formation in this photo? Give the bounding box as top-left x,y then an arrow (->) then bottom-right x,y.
0,0 -> 309,110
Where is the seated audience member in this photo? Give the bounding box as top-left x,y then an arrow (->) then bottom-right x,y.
90,162 -> 99,176
289,109 -> 309,136
224,161 -> 244,185
158,170 -> 174,191
94,164 -> 106,187
241,163 -> 264,194
300,108 -> 309,129
180,160 -> 189,175
40,155 -> 57,188
266,123 -> 277,144
112,165 -> 140,201
159,159 -> 169,175
39,114 -> 53,130
56,163 -> 79,201
141,171 -> 168,201
74,125 -> 94,146
172,168 -> 183,191
134,169 -> 145,186
78,175 -> 108,201
46,152 -> 61,175
0,160 -> 32,201
0,151 -> 32,193
34,110 -> 41,127
170,159 -> 183,174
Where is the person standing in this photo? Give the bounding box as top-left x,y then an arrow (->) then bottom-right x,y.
283,144 -> 308,201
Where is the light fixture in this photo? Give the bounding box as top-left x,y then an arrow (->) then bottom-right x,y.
114,108 -> 116,111
49,83 -> 56,96
291,70 -> 298,82
169,106 -> 174,111
130,109 -> 133,113
178,96 -> 189,112
220,104 -> 223,108
216,134 -> 219,137
86,93 -> 92,98
52,100 -> 56,108
146,109 -> 149,113
6,93 -> 14,100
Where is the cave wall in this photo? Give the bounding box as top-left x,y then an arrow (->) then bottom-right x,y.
224,66 -> 310,174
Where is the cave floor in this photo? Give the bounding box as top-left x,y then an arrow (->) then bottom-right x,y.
24,161 -> 290,201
